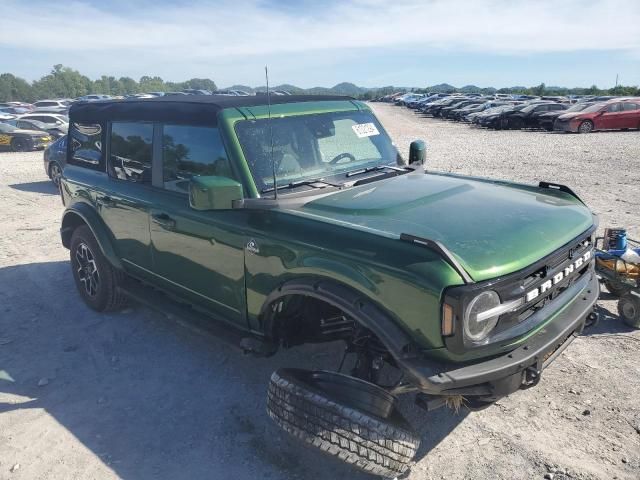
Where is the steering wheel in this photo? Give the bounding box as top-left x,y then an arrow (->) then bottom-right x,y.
329,152 -> 357,164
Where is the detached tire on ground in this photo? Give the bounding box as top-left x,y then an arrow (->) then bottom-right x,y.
267,369 -> 420,478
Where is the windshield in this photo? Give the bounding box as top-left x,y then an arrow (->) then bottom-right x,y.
235,110 -> 401,192
580,103 -> 606,113
565,103 -> 590,112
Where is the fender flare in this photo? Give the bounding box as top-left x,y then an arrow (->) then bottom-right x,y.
260,277 -> 418,360
60,202 -> 123,270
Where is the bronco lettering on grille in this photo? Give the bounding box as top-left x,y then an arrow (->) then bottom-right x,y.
525,250 -> 591,303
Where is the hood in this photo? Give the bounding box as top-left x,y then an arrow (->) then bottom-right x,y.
291,173 -> 593,282
557,111 -> 589,120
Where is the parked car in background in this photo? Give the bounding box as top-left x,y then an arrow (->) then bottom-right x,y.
76,95 -> 111,102
441,99 -> 487,119
458,101 -> 515,122
17,113 -> 69,128
0,105 -> 30,115
182,89 -> 212,95
33,99 -> 71,113
214,90 -> 252,96
536,102 -> 595,131
3,118 -> 67,139
502,102 -> 568,129
43,134 -> 67,186
554,99 -> 640,133
0,122 -> 52,151
481,103 -> 531,128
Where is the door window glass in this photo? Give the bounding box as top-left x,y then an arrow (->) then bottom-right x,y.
162,125 -> 233,193
110,122 -> 153,183
69,122 -> 104,170
622,103 -> 638,111
606,103 -> 622,112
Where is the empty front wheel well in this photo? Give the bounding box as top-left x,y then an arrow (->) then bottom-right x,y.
260,278 -> 416,359
61,212 -> 87,248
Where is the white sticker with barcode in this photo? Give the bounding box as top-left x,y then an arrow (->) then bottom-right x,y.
351,122 -> 380,138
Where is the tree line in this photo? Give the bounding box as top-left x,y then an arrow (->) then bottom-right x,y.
1,65 -> 638,103
0,65 -> 218,102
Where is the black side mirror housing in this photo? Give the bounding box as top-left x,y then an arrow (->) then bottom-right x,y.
409,140 -> 427,166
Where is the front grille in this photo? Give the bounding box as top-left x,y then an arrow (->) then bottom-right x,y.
492,235 -> 593,338
443,227 -> 595,354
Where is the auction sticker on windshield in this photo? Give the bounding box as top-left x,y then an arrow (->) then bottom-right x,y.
351,122 -> 379,138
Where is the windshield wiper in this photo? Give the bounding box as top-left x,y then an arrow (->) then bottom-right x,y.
261,178 -> 340,194
345,165 -> 409,178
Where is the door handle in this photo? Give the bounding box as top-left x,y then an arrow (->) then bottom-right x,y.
96,195 -> 115,207
151,213 -> 176,230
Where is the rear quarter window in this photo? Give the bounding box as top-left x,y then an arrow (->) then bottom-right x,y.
68,123 -> 104,171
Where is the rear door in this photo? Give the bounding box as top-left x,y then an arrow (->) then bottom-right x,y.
147,123 -> 247,327
620,102 -> 640,129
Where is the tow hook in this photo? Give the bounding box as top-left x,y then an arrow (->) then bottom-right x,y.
584,310 -> 600,329
521,366 -> 541,389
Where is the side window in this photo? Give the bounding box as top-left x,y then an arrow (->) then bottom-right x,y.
162,125 -> 233,193
622,103 -> 638,111
606,103 -> 621,113
69,123 -> 104,170
110,122 -> 153,183
550,105 -> 564,111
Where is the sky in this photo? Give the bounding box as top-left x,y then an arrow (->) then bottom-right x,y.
1,0 -> 639,89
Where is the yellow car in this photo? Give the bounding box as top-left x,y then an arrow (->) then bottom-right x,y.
0,122 -> 52,151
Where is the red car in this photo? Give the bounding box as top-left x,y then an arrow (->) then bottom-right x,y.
554,99 -> 640,133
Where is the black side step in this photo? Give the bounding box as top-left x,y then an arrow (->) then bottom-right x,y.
116,279 -> 275,355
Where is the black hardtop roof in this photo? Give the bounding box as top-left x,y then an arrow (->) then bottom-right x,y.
69,94 -> 355,125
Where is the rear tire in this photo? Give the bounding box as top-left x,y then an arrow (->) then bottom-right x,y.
11,137 -> 31,152
49,161 -> 63,187
70,225 -> 127,312
578,120 -> 593,134
618,293 -> 640,329
267,369 -> 420,478
604,280 -> 630,298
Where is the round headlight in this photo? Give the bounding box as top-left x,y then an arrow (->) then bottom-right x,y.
464,290 -> 501,343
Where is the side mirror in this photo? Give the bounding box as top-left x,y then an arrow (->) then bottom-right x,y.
189,176 -> 243,211
408,140 -> 427,166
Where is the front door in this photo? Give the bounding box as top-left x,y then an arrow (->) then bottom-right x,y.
147,123 -> 247,327
597,102 -> 623,130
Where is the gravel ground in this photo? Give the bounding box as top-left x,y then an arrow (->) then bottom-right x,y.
0,106 -> 639,480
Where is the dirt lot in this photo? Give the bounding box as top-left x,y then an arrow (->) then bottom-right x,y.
1,104 -> 639,480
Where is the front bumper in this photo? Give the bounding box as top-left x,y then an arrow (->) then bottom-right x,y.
553,119 -> 577,132
399,272 -> 599,399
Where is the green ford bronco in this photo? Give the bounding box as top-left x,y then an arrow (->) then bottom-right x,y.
60,95 -> 599,478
